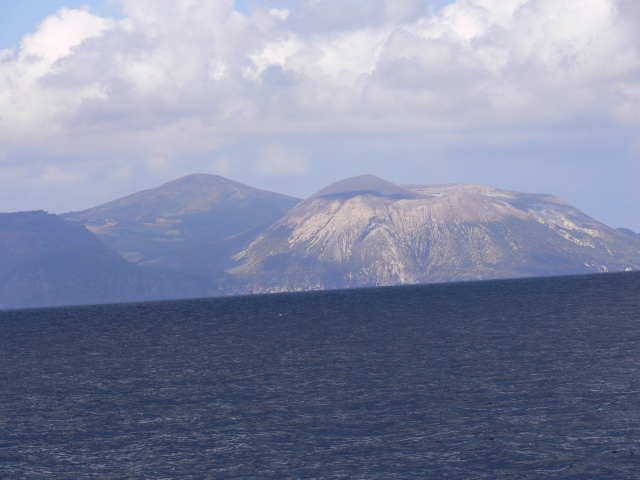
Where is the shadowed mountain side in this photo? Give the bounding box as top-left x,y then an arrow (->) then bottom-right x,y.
617,228 -> 640,241
63,174 -> 301,265
310,174 -> 422,200
152,222 -> 271,284
0,210 -> 104,275
229,180 -> 640,293
0,211 -> 216,309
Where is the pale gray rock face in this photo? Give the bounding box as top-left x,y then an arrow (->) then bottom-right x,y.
230,176 -> 640,293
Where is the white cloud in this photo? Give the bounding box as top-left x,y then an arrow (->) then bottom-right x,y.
0,8 -> 113,134
2,0 -> 638,140
38,164 -> 85,184
20,7 -> 113,67
256,143 -> 307,175
209,155 -> 234,176
0,0 -> 639,227
268,8 -> 290,20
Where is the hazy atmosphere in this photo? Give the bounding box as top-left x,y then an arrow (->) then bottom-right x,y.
1,0 -> 639,230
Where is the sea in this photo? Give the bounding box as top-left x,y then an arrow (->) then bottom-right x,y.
1,271 -> 639,479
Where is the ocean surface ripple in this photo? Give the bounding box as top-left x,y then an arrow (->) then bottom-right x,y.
1,272 -> 639,478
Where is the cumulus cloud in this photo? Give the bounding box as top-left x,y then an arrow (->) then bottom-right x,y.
0,8 -> 114,136
0,0 -> 639,225
2,0 -> 638,140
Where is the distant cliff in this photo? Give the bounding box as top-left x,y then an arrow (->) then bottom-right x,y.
0,211 -> 214,309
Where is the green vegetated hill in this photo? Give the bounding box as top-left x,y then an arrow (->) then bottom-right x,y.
62,174 -> 301,265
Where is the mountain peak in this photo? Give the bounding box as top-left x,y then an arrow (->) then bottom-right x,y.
160,173 -> 243,190
309,174 -> 421,200
63,174 -> 301,265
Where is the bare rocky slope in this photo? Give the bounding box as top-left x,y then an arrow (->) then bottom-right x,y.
226,175 -> 640,293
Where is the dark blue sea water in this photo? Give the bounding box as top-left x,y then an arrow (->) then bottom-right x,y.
1,272 -> 639,479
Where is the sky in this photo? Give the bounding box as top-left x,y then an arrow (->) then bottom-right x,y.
1,0 -> 639,231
